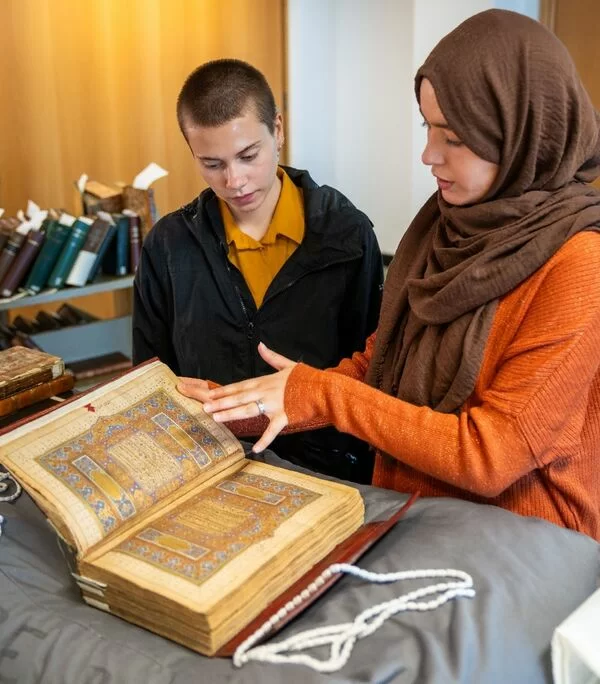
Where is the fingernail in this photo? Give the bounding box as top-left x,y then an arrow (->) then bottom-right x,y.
203,404 -> 212,412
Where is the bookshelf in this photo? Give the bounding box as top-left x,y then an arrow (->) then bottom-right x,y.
0,275 -> 134,362
0,275 -> 134,316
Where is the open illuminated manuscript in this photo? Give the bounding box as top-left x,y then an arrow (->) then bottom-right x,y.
0,360 -> 364,655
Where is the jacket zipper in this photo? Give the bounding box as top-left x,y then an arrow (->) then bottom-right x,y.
220,241 -> 257,376
235,284 -> 256,376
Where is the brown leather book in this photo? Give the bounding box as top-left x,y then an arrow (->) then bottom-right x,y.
0,346 -> 65,400
11,315 -> 40,335
81,180 -> 123,216
0,218 -> 19,253
66,352 -> 132,380
0,229 -> 46,297
0,230 -> 26,286
55,302 -> 99,326
35,310 -> 64,331
126,214 -> 142,273
122,186 -> 158,239
0,371 -> 74,418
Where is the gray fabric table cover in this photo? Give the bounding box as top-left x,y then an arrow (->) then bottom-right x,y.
0,451 -> 598,684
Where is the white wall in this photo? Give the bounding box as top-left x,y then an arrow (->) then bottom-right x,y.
288,0 -> 413,254
332,1 -> 414,256
287,0 -> 414,256
286,0 -> 336,185
411,0 -> 494,217
287,0 -> 538,255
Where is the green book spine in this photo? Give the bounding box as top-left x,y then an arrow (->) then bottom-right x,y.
24,221 -> 71,293
47,218 -> 93,289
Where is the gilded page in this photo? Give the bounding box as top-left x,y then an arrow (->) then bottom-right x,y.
0,360 -> 243,556
82,461 -> 364,652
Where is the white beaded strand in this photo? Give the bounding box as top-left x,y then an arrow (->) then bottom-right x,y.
233,564 -> 475,673
0,471 -> 21,503
0,471 -> 21,542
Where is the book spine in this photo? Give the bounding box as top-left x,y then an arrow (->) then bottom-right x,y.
0,372 -> 74,418
82,192 -> 123,216
0,230 -> 45,297
65,251 -> 98,287
128,215 -> 141,273
68,357 -> 132,381
0,232 -> 10,253
86,225 -> 116,283
102,217 -> 129,276
24,222 -> 71,293
47,218 -> 93,289
123,186 -> 157,240
115,216 -> 130,275
66,219 -> 112,286
0,232 -> 26,285
0,367 -> 54,400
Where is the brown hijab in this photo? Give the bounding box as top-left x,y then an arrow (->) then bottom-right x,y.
366,9 -> 600,413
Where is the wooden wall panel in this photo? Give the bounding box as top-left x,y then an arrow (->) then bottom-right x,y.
0,0 -> 286,217
552,0 -> 600,189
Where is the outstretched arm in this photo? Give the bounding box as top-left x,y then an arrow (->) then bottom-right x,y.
196,234 -> 600,498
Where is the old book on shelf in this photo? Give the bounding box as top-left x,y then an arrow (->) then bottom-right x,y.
81,180 -> 124,216
123,210 -> 142,273
0,360 -> 365,656
0,217 -> 20,255
0,370 -> 74,418
47,216 -> 94,289
24,215 -> 73,294
122,186 -> 158,240
101,214 -> 130,276
65,217 -> 113,287
86,220 -> 117,283
0,346 -> 65,400
66,351 -> 132,380
0,228 -> 46,297
0,226 -> 27,285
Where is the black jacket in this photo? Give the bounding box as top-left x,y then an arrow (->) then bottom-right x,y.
133,167 -> 383,482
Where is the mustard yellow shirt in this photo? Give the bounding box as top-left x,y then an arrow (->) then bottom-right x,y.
219,168 -> 305,307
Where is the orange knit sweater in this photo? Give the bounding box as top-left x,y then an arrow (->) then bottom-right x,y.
282,232 -> 600,539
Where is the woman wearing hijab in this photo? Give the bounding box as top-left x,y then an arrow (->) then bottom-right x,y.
178,9 -> 600,539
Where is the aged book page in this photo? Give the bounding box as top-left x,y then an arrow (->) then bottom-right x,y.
80,460 -> 364,654
0,361 -> 244,554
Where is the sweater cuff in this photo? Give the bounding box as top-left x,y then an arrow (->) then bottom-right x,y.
284,363 -> 331,430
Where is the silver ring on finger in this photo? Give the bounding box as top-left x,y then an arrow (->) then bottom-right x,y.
255,399 -> 266,416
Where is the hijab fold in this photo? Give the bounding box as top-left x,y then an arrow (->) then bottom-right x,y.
366,9 -> 600,413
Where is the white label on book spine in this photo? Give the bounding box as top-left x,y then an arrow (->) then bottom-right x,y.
66,251 -> 97,286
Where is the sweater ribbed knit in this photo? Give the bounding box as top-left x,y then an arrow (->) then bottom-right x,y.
283,232 -> 600,539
